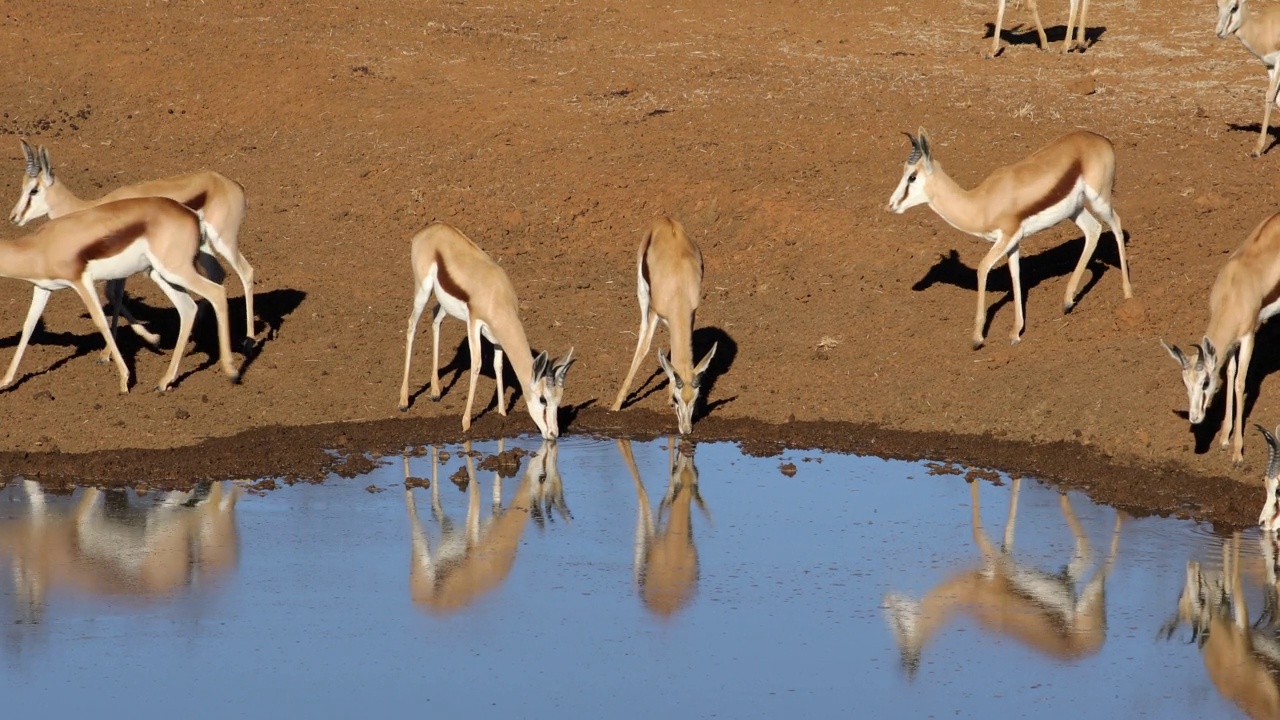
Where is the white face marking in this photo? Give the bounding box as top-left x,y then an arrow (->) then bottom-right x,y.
1217,0 -> 1243,39
888,162 -> 929,214
9,175 -> 49,226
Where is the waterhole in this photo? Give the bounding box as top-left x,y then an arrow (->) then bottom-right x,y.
0,437 -> 1271,719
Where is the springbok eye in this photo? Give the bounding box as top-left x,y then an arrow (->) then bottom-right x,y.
907,172 -> 917,184
28,187 -> 37,196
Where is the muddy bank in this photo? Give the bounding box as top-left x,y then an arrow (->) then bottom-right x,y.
4,409 -> 1257,531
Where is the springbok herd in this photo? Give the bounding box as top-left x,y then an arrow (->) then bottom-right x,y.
1,1 -> 1279,524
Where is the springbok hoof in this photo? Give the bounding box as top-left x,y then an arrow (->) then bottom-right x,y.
1009,336 -> 1021,346
239,337 -> 255,353
1063,300 -> 1076,314
228,372 -> 242,385
971,338 -> 985,351
397,403 -> 409,412
155,385 -> 169,394
1251,150 -> 1263,159
430,393 -> 442,402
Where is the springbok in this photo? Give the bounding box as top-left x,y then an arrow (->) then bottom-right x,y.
0,196 -> 238,393
1162,532 -> 1280,719
1215,0 -> 1280,157
398,222 -> 574,440
888,128 -> 1132,348
612,217 -> 717,435
883,477 -> 1123,677
1161,213 -> 1280,466
0,480 -> 241,623
404,440 -> 566,614
990,0 -> 1090,58
617,437 -> 709,618
1256,424 -> 1280,531
10,141 -> 257,346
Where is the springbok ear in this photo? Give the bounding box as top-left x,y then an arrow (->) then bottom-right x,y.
552,347 -> 575,387
656,349 -> 675,377
1160,339 -> 1188,369
1201,336 -> 1217,362
691,342 -> 718,387
1267,424 -> 1280,480
917,128 -> 932,160
532,350 -> 550,380
37,146 -> 53,180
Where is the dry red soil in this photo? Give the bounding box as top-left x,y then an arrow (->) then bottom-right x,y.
0,0 -> 1272,525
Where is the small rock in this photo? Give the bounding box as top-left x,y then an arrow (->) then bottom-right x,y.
1115,298 -> 1147,329
779,462 -> 797,477
1066,76 -> 1096,96
175,408 -> 190,420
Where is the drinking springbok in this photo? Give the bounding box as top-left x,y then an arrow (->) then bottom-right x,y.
1162,212 -> 1280,466
612,217 -> 717,435
398,222 -> 574,440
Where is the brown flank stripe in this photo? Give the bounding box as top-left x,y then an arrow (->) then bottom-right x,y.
77,221 -> 146,265
1017,160 -> 1083,223
183,191 -> 208,212
434,253 -> 470,303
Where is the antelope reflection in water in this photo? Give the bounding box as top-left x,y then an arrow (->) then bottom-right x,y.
883,477 -> 1123,677
1163,532 -> 1280,720
617,438 -> 709,618
0,479 -> 241,623
404,440 -> 568,614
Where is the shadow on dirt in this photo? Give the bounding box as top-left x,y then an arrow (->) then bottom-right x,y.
912,231 -> 1128,340
1227,123 -> 1278,156
982,22 -> 1107,52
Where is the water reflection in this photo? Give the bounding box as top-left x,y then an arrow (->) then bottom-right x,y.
404,439 -> 568,614
0,479 -> 240,623
618,438 -> 709,618
1163,532 -> 1280,720
883,477 -> 1123,676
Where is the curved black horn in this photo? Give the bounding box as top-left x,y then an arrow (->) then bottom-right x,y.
903,132 -> 922,164
1259,424 -> 1280,480
21,140 -> 36,177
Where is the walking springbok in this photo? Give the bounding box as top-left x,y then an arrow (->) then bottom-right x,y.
1215,0 -> 1280,157
0,480 -> 241,623
618,437 -> 708,618
1161,213 -> 1280,466
990,0 -> 1090,58
1162,532 -> 1280,720
404,440 -> 566,614
399,222 -> 574,439
0,196 -> 238,393
10,141 -> 256,347
612,217 -> 717,435
888,128 -> 1132,348
883,477 -> 1123,678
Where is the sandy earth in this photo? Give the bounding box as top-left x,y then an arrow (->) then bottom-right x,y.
0,0 -> 1274,526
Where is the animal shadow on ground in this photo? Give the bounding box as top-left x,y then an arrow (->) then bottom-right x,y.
403,332 -> 591,427
0,318 -> 113,392
107,287 -> 306,389
618,327 -> 739,421
982,23 -> 1106,53
912,231 -> 1126,342
1227,123 -> 1280,156
1177,319 -> 1280,458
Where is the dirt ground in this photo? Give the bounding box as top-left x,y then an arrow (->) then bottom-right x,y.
0,0 -> 1274,526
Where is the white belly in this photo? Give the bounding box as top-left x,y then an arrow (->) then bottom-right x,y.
1020,180 -> 1085,237
85,239 -> 153,281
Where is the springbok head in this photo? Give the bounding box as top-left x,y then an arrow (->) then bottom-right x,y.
1162,337 -> 1222,425
526,348 -> 575,440
888,128 -> 935,214
1217,0 -> 1246,39
658,343 -> 717,435
10,140 -> 54,226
